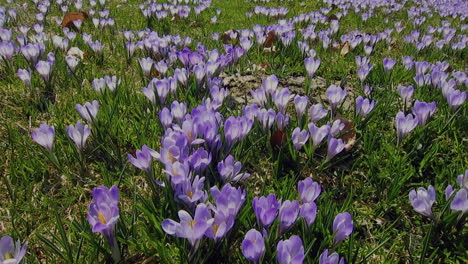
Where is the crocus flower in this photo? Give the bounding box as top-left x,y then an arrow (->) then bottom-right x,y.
161,203 -> 214,247
171,101 -> 187,122
76,100 -> 99,123
31,124 -> 55,151
300,202 -> 317,226
305,57 -> 321,78
383,57 -> 396,72
397,85 -> 414,108
273,88 -> 294,113
262,74 -> 279,95
409,185 -> 435,218
308,123 -> 330,147
242,229 -> 265,263
159,108 -> 173,129
356,96 -> 376,118
66,55 -> 79,72
458,170 -> 468,190
252,194 -> 281,228
217,155 -> 250,182
17,69 -> 31,87
319,249 -> 345,264
139,57 -> 153,77
188,147 -> 211,173
294,95 -> 309,119
326,136 -> 345,161
298,178 -> 321,203
412,100 -> 436,126
333,212 -> 354,245
395,111 -> 418,144
0,236 -> 27,264
35,60 -> 52,82
279,200 -> 300,234
292,128 -> 309,150
446,88 -> 466,111
276,235 -> 304,264
66,122 -> 91,150
451,189 -> 468,213
326,85 -> 347,113
309,103 -> 328,123
127,145 -> 158,174
87,185 -> 120,247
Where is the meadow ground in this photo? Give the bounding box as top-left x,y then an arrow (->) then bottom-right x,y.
0,0 -> 467,263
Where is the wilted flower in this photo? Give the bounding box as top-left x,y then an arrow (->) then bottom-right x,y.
87,185 -> 120,247
76,100 -> 99,123
409,185 -> 435,218
161,203 -> 214,247
66,122 -> 91,150
333,212 -> 353,245
0,236 -> 27,264
31,124 -> 55,151
276,235 -> 304,264
242,229 -> 265,263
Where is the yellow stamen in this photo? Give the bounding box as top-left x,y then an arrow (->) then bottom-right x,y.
168,152 -> 175,163
4,253 -> 11,260
187,191 -> 193,199
213,224 -> 219,235
190,220 -> 196,228
98,212 -> 107,224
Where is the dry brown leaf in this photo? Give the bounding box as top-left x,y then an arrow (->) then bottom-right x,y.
264,31 -> 276,48
340,42 -> 350,56
337,117 -> 356,151
61,12 -> 88,29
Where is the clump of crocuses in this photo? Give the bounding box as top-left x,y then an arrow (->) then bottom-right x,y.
87,185 -> 121,262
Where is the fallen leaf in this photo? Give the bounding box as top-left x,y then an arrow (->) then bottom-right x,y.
270,129 -> 287,149
61,12 -> 88,30
340,42 -> 350,56
337,117 -> 356,151
264,31 -> 276,47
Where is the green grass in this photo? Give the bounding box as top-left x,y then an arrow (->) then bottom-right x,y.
0,0 -> 467,263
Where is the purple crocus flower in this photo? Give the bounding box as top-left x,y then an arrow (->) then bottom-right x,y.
279,200 -> 300,234
252,194 -> 282,228
446,88 -> 466,111
300,202 -> 317,227
66,122 -> 91,150
217,155 -> 250,182
76,100 -> 99,123
305,57 -> 321,79
326,85 -> 347,114
383,57 -> 396,72
0,236 -> 27,264
207,184 -> 246,240
17,69 -> 31,87
458,170 -> 468,190
276,235 -> 304,264
161,203 -> 214,247
139,57 -> 153,77
35,60 -> 52,82
175,175 -> 207,207
127,145 -> 158,174
451,189 -> 468,213
395,111 -> 419,144
409,185 -> 435,218
330,119 -> 345,136
309,103 -> 328,123
251,88 -> 267,107
159,107 -> 173,129
275,112 -> 290,130
397,85 -> 414,109
356,96 -> 376,118
326,136 -> 345,161
319,249 -> 345,264
298,178 -> 321,203
294,95 -> 309,119
273,88 -> 294,113
87,185 -> 120,247
242,229 -> 265,263
188,147 -> 211,173
333,212 -> 353,245
402,56 -> 414,70
412,100 -> 436,126
292,128 -> 309,150
308,123 -> 330,147
31,124 -> 55,151
171,101 -> 187,122
66,55 -> 79,72
262,74 -> 279,95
